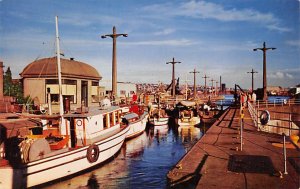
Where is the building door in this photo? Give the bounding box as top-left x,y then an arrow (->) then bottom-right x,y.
81,81 -> 88,107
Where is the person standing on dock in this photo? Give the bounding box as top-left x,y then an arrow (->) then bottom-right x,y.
240,92 -> 246,109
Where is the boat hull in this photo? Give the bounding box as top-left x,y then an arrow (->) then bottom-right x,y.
153,117 -> 169,126
0,126 -> 129,189
178,117 -> 201,126
126,113 -> 148,140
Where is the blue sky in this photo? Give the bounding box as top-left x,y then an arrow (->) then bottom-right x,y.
0,0 -> 299,89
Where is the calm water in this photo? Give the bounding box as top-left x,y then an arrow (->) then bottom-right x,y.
42,123 -> 205,189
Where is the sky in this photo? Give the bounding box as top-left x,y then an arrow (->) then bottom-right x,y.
0,0 -> 299,90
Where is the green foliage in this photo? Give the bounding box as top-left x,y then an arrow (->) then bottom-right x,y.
3,66 -> 24,103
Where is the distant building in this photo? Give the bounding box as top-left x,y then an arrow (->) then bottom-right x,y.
267,86 -> 282,95
20,57 -> 103,113
99,80 -> 136,98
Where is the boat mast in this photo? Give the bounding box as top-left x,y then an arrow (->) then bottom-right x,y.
55,16 -> 64,116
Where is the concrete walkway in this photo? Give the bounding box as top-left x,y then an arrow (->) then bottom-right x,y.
167,106 -> 300,189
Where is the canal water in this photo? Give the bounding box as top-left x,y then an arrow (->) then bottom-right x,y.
42,123 -> 206,189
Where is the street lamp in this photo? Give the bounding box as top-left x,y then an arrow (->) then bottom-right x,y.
166,57 -> 181,97
247,68 -> 258,93
189,68 -> 200,99
101,26 -> 128,98
253,42 -> 276,101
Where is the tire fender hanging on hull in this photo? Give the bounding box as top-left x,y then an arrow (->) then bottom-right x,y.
86,144 -> 100,163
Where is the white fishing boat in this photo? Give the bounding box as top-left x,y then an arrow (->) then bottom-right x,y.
0,106 -> 130,188
178,115 -> 201,126
177,101 -> 200,126
122,111 -> 148,140
0,16 -> 130,188
148,96 -> 169,126
154,123 -> 169,136
153,116 -> 169,126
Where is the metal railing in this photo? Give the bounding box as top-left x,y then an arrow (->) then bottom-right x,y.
256,99 -> 300,108
248,100 -> 300,136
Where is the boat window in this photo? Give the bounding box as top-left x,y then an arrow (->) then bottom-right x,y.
103,114 -> 108,129
110,112 -> 115,126
120,90 -> 126,95
115,111 -> 120,124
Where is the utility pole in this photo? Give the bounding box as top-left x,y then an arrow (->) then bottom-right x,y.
189,68 -> 200,99
166,57 -> 181,97
216,81 -> 219,96
247,68 -> 258,92
253,42 -> 276,101
219,76 -> 222,94
210,78 -> 215,96
101,26 -> 128,98
202,74 -> 209,97
184,74 -> 190,100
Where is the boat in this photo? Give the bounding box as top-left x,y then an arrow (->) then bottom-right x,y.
148,96 -> 169,126
153,116 -> 169,126
154,123 -> 168,136
178,110 -> 201,126
122,111 -> 148,140
176,101 -> 200,126
0,104 -> 130,189
0,16 -> 130,188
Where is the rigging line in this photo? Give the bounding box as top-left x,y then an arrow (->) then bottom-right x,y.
38,59 -> 48,78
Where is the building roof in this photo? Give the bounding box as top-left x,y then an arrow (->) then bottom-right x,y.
20,57 -> 102,80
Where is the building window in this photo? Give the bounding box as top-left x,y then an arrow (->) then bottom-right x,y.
91,95 -> 99,103
63,95 -> 75,104
46,79 -> 58,84
92,81 -> 99,86
45,79 -> 77,104
50,94 -> 59,103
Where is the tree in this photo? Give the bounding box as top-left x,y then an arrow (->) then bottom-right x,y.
3,66 -> 12,96
3,66 -> 24,103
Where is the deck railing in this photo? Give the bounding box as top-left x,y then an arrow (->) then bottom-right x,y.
248,99 -> 300,136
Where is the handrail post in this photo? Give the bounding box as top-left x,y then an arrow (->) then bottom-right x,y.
283,133 -> 288,175
240,108 -> 244,151
288,113 -> 292,136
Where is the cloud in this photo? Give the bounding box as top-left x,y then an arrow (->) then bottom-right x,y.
143,1 -> 290,32
153,28 -> 175,36
286,40 -> 300,47
268,71 -> 295,79
123,38 -> 198,46
178,1 -> 276,22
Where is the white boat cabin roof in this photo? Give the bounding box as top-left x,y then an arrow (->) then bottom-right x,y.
63,106 -> 121,118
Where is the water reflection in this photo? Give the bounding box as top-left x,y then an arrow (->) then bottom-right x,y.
42,122 -> 204,189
